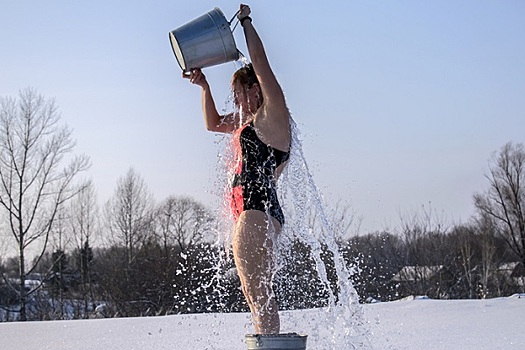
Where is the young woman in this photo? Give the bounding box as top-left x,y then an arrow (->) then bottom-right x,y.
183,4 -> 290,335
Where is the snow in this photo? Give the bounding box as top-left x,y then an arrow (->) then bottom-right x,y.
1,294 -> 524,350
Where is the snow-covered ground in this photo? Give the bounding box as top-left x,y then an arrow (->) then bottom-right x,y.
2,294 -> 524,350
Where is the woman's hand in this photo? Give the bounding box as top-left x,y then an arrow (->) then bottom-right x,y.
182,69 -> 208,89
237,4 -> 251,20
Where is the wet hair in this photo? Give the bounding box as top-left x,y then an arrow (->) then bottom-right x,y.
231,63 -> 263,110
232,63 -> 259,88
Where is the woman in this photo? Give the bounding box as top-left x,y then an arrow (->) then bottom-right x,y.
183,4 -> 290,335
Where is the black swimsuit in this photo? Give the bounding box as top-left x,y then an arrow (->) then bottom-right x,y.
230,121 -> 290,226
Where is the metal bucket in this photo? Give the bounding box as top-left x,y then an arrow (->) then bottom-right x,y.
169,8 -> 240,71
245,333 -> 308,350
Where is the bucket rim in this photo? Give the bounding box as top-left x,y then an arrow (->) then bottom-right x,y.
168,32 -> 186,71
245,333 -> 308,338
245,333 -> 308,350
168,6 -> 238,71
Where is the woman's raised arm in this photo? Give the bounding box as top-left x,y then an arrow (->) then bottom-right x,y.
238,5 -> 286,110
183,69 -> 234,133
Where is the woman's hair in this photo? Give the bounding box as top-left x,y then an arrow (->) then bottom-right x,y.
232,63 -> 259,88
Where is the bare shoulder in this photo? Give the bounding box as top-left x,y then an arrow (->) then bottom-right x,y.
254,104 -> 290,152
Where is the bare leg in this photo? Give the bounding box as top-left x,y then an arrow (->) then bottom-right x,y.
232,210 -> 280,334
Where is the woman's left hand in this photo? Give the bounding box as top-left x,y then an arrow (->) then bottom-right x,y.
237,4 -> 251,20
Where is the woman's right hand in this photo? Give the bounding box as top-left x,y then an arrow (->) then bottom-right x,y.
182,68 -> 208,89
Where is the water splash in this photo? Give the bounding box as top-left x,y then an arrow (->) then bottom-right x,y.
275,118 -> 372,349
234,51 -> 250,71
210,113 -> 372,348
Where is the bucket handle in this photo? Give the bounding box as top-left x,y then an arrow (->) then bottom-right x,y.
229,9 -> 248,65
229,9 -> 241,33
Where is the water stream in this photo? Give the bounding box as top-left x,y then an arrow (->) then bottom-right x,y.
207,81 -> 372,347
275,118 -> 371,348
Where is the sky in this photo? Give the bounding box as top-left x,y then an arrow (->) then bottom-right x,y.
1,0 -> 524,235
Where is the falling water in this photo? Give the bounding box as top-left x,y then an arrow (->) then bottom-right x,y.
234,51 -> 250,70
275,118 -> 372,348
196,58 -> 373,348
208,116 -> 371,348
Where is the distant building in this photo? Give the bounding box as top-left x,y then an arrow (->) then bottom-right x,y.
391,265 -> 448,299
391,265 -> 444,283
498,262 -> 525,287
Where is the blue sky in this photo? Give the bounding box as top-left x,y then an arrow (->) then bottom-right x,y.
1,1 -> 524,234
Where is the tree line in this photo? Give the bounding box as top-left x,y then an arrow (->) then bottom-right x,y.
0,89 -> 524,322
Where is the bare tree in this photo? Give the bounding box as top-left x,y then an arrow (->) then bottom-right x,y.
67,179 -> 98,317
453,224 -> 477,299
475,213 -> 498,298
399,204 -> 449,266
474,142 -> 525,267
0,88 -> 90,321
315,199 -> 362,242
104,168 -> 154,265
68,179 -> 98,261
155,195 -> 214,254
145,196 -> 215,315
397,204 -> 452,297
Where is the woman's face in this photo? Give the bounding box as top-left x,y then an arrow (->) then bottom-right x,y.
232,80 -> 261,120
